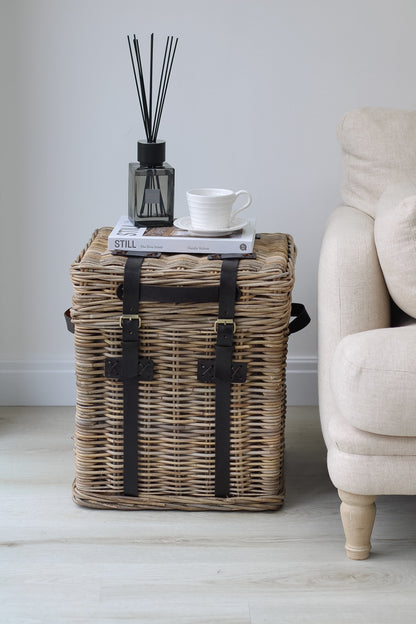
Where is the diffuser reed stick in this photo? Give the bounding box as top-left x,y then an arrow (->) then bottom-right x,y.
127,33 -> 178,142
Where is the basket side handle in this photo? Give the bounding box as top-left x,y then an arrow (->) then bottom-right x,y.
64,308 -> 74,334
289,303 -> 310,334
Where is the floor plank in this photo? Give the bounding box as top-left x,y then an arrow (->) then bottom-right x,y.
1,406 -> 416,623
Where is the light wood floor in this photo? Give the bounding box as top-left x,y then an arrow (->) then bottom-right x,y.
2,406 -> 416,623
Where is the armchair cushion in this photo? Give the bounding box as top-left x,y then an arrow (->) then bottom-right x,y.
331,326 -> 416,437
374,181 -> 416,318
338,107 -> 416,217
328,413 -> 416,457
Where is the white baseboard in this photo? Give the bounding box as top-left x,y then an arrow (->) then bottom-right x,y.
0,357 -> 318,407
0,361 -> 77,407
286,356 -> 318,406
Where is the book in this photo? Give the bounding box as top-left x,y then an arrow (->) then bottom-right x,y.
108,216 -> 256,255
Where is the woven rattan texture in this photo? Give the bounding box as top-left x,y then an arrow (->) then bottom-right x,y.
70,229 -> 296,510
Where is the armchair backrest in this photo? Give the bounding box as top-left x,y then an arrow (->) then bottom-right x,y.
338,107 -> 416,218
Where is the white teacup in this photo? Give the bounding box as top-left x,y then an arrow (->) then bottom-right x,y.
186,188 -> 252,230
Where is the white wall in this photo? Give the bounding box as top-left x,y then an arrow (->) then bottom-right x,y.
1,0 -> 416,405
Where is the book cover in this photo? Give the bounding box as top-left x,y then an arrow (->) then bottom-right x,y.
108,216 -> 256,255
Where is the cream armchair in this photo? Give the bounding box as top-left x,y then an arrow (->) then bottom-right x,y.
318,107 -> 416,559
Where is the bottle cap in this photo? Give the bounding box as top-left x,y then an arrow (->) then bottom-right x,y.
137,140 -> 166,165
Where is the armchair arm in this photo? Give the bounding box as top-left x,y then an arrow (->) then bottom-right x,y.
318,205 -> 390,441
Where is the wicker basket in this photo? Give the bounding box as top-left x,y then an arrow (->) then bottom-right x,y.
69,228 -> 297,511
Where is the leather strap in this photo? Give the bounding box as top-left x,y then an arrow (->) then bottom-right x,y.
214,258 -> 240,498
117,283 -> 240,304
121,256 -> 144,497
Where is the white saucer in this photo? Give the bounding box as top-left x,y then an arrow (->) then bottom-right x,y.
174,216 -> 248,237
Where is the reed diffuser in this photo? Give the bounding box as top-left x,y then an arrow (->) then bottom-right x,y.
127,33 -> 178,227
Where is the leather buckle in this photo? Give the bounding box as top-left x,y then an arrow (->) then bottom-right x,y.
214,318 -> 236,333
119,314 -> 142,328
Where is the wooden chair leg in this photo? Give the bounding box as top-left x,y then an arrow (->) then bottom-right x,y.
338,490 -> 376,560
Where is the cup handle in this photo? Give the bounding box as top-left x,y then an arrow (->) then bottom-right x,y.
231,190 -> 252,219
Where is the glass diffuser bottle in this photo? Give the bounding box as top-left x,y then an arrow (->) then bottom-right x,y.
127,33 -> 178,228
128,140 -> 174,227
